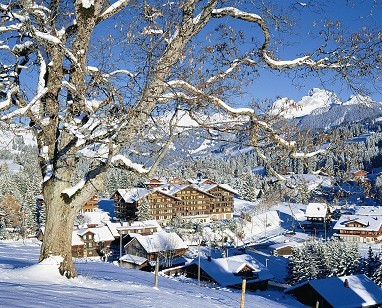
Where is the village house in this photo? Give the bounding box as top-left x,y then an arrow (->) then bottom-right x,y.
120,232 -> 188,270
285,274 -> 382,308
80,195 -> 100,213
269,241 -> 300,257
184,254 -> 273,291
71,225 -> 116,258
113,178 -> 236,223
333,206 -> 382,243
305,203 -> 331,225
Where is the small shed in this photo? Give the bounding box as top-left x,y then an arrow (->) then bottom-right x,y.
285,274 -> 382,308
119,254 -> 148,269
269,241 -> 299,257
185,254 -> 273,291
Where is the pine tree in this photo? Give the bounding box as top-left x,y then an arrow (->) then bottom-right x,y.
365,246 -> 381,278
372,256 -> 382,286
136,197 -> 151,221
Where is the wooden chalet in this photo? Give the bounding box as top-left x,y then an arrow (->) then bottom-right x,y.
185,254 -> 273,291
285,274 -> 382,308
122,232 -> 188,270
304,202 -> 331,234
113,179 -> 235,223
81,195 -> 99,213
269,242 -> 299,257
71,225 -> 116,258
334,206 -> 382,243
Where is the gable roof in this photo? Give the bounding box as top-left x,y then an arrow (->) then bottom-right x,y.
76,226 -> 116,242
333,215 -> 382,231
269,241 -> 299,250
125,232 -> 188,253
188,254 -> 273,287
72,231 -> 84,246
191,183 -> 237,195
285,274 -> 382,307
117,188 -> 151,203
88,225 -> 116,242
119,254 -> 148,266
83,210 -> 111,226
305,203 -> 328,218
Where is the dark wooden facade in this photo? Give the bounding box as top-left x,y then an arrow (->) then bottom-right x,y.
185,263 -> 269,291
113,181 -> 235,223
72,230 -> 113,258
338,221 -> 382,242
124,237 -> 187,262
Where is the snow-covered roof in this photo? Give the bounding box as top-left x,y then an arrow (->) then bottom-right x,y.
106,221 -> 120,237
83,210 -> 110,225
119,254 -> 147,266
129,220 -> 162,230
191,183 -> 237,195
76,225 -> 116,242
126,232 -> 188,253
188,254 -> 273,287
88,225 -> 116,242
72,231 -> 84,246
117,220 -> 163,233
269,241 -> 299,250
217,184 -> 238,194
186,178 -> 213,185
77,228 -> 95,236
285,274 -> 382,307
333,215 -> 382,231
117,188 -> 151,203
305,203 -> 328,218
155,184 -> 188,198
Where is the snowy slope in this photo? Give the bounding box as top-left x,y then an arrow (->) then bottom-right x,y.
0,241 -> 302,307
270,88 -> 382,131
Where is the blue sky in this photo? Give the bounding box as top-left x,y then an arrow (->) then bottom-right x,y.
14,1 -> 382,108
243,0 -> 382,103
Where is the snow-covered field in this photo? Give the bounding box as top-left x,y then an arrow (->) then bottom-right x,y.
0,241 -> 303,307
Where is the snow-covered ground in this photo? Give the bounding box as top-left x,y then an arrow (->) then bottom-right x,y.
0,241 -> 303,307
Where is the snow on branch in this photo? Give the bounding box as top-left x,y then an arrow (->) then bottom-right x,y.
98,0 -> 132,22
62,177 -> 86,198
0,86 -> 19,111
35,30 -> 61,44
0,24 -> 22,33
1,87 -> 49,120
211,6 -> 343,71
262,53 -> 342,69
206,58 -> 255,85
166,80 -> 255,115
164,79 -> 302,149
111,154 -> 150,174
102,70 -> 136,79
212,7 -> 262,22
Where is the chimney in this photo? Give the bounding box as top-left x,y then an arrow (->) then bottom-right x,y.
344,279 -> 349,288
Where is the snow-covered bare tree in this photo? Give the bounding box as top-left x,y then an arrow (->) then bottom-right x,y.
1,1 -> 380,278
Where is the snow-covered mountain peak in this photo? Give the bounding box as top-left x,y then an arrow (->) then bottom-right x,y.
270,88 -> 340,119
343,94 -> 374,107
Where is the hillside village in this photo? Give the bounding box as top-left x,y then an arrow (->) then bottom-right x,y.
7,171 -> 380,307
2,114 -> 382,306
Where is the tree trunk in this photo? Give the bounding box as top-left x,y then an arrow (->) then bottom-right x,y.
39,180 -> 80,278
